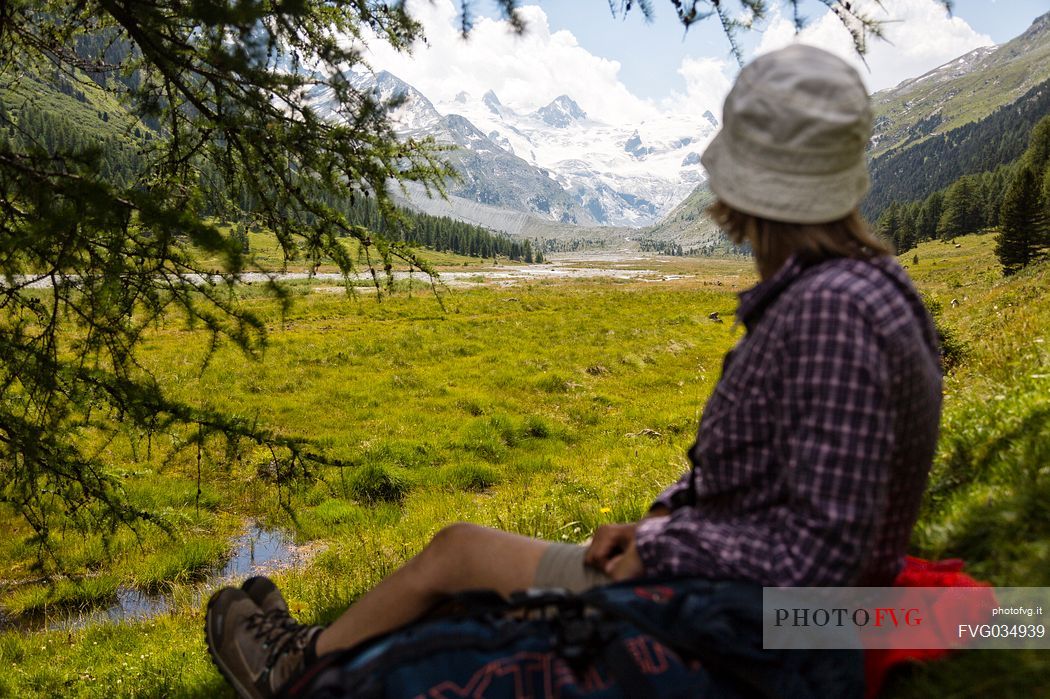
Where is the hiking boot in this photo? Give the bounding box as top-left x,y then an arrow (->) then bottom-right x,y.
205,587 -> 323,699
242,576 -> 288,615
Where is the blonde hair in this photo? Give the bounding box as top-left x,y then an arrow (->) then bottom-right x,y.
708,200 -> 893,280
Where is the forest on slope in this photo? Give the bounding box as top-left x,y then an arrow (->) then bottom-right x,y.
0,67 -> 540,265
875,115 -> 1050,275
863,80 -> 1050,221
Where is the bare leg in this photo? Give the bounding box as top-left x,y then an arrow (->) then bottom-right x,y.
315,523 -> 550,655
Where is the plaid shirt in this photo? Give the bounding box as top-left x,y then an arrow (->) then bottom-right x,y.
635,254 -> 942,586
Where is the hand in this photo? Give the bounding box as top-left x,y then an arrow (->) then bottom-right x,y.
605,541 -> 644,581
584,523 -> 638,574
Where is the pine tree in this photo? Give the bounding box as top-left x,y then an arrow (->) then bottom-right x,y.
0,0 -> 460,544
1042,167 -> 1050,231
1025,115 -> 1050,175
233,223 -> 251,254
876,201 -> 901,247
996,166 -> 1048,275
896,203 -> 918,252
917,191 -> 944,242
938,176 -> 983,239
984,166 -> 1010,228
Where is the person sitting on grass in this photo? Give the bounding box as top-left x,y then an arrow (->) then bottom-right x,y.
205,44 -> 943,699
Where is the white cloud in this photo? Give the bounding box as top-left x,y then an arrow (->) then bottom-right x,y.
351,0 -> 988,131
754,0 -> 994,92
358,0 -> 660,125
670,56 -> 734,122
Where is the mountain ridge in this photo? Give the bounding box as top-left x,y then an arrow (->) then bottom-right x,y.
432,86 -> 714,228
333,71 -> 601,226
870,11 -> 1050,158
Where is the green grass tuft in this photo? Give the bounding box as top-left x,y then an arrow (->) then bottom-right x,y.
3,576 -> 120,619
348,463 -> 411,504
444,463 -> 501,492
134,538 -> 228,593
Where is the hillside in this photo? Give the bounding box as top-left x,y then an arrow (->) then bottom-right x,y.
863,79 -> 1050,219
885,234 -> 1050,696
0,62 -> 153,190
869,11 -> 1050,158
0,63 -> 146,144
635,184 -> 730,253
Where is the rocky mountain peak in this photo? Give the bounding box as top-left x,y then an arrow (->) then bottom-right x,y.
372,70 -> 409,92
483,90 -> 504,117
624,131 -> 654,159
1025,10 -> 1049,38
534,95 -> 586,128
351,70 -> 442,133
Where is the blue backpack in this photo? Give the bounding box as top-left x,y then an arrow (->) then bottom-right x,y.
279,578 -> 864,698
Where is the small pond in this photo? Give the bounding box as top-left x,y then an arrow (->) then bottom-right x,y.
4,524 -> 307,632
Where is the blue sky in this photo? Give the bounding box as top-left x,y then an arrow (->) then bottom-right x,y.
363,0 -> 1047,126
532,0 -> 1048,100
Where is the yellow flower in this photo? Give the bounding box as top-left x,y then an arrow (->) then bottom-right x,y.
599,507 -> 612,514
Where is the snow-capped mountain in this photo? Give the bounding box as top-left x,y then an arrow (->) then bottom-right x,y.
336,71 -> 598,226
435,89 -> 718,227
533,95 -> 587,128
325,69 -> 719,229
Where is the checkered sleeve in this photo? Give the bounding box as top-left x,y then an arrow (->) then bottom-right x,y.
650,472 -> 692,512
635,288 -> 896,586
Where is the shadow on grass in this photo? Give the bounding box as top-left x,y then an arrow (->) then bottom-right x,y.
918,402 -> 1050,586
927,404 -> 1050,510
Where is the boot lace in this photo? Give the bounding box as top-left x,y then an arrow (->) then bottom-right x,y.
244,608 -> 317,683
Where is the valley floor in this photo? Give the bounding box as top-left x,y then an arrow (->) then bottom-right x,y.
1,234 -> 1048,697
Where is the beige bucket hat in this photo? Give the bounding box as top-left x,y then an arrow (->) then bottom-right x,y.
701,44 -> 872,224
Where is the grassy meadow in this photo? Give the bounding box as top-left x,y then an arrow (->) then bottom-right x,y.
1,234 -> 1048,697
